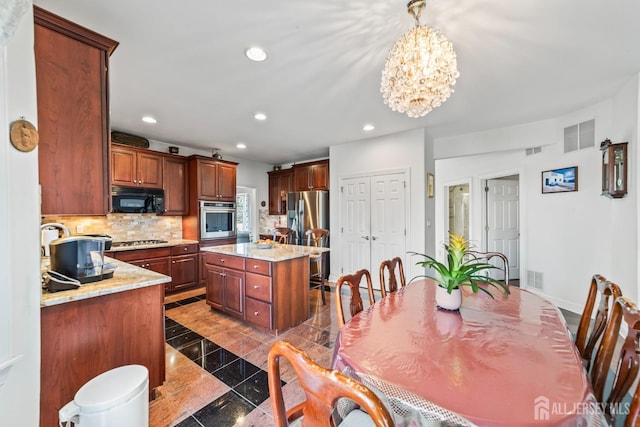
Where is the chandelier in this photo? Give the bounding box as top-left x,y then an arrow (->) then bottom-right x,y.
381,0 -> 459,118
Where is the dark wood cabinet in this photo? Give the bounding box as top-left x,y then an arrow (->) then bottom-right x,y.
113,247 -> 172,292
204,253 -> 246,320
111,144 -> 163,189
192,157 -> 238,201
170,244 -> 199,291
294,160 -> 329,191
35,7 -> 118,215
40,285 -> 165,427
268,170 -> 294,215
163,156 -> 188,215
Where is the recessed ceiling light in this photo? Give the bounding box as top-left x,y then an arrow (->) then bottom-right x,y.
254,112 -> 267,121
245,47 -> 267,62
363,123 -> 375,131
142,116 -> 157,124
236,143 -> 246,149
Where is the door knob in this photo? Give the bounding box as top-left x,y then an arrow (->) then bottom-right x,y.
361,236 -> 370,240
371,236 -> 378,240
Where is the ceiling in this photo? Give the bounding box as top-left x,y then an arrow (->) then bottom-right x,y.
33,0 -> 640,165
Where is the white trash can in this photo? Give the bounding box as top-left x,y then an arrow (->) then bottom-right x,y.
59,365 -> 149,427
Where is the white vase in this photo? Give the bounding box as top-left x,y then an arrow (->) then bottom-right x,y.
435,286 -> 462,311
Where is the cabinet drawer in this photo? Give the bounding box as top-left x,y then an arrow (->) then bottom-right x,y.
113,247 -> 171,262
171,244 -> 199,256
204,253 -> 245,270
246,259 -> 271,276
245,298 -> 272,330
245,273 -> 272,303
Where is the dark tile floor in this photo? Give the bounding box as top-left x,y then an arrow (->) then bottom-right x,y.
150,287 -> 335,427
151,287 -> 583,427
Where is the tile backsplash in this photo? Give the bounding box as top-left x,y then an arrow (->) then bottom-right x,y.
42,214 -> 183,242
258,208 -> 287,235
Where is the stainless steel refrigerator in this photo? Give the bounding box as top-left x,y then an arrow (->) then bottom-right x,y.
287,191 -> 329,246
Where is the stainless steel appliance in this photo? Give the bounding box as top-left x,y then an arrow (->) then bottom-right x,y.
200,201 -> 237,240
111,185 -> 165,214
287,191 -> 329,245
49,236 -> 114,284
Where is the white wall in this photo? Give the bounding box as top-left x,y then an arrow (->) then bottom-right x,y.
0,4 -> 41,425
329,128 -> 427,280
434,77 -> 639,312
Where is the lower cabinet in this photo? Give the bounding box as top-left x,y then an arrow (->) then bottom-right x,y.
205,252 -> 309,334
111,244 -> 200,294
204,254 -> 245,319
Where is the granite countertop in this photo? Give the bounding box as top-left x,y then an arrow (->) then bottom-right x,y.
41,257 -> 171,307
107,239 -> 199,252
201,243 -> 329,262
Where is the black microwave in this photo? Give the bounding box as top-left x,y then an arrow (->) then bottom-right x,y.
111,186 -> 165,214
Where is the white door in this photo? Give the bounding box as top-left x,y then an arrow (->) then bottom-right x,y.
486,179 -> 520,280
340,173 -> 407,283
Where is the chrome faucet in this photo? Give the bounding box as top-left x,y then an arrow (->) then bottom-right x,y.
40,222 -> 71,237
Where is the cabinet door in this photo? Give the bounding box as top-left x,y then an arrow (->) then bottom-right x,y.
164,156 -> 188,215
310,162 -> 329,190
224,269 -> 245,319
268,172 -> 282,215
294,166 -> 311,191
199,160 -> 219,199
171,254 -> 198,291
137,152 -> 163,188
35,10 -> 116,215
205,265 -> 224,310
111,147 -> 137,186
217,163 -> 237,201
199,252 -> 207,285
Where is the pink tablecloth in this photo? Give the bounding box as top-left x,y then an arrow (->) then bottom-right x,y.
332,280 -> 600,426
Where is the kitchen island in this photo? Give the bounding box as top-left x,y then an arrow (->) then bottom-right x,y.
40,258 -> 170,427
201,243 -> 329,334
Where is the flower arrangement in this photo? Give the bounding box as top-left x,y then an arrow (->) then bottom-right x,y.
411,234 -> 511,298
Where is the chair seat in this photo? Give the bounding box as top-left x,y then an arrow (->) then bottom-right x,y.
340,409 -> 377,427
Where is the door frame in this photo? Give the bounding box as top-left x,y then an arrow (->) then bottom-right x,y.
336,168 -> 410,283
479,168 -> 525,286
442,177 -> 473,256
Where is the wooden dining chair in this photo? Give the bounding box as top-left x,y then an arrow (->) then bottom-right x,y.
590,296 -> 640,426
267,341 -> 395,427
379,257 -> 406,298
464,250 -> 510,286
574,275 -> 622,371
306,228 -> 330,305
335,269 -> 376,327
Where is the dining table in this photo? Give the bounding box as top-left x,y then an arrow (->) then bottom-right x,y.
331,279 -> 603,426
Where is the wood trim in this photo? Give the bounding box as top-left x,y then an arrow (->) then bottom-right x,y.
34,6 -> 119,55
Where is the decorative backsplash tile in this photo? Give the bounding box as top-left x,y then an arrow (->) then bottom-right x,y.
258,208 -> 286,235
42,214 -> 183,242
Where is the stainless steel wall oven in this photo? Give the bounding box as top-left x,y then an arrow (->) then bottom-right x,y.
200,201 -> 236,240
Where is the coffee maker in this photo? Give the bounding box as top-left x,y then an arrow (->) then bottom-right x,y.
50,236 -> 114,284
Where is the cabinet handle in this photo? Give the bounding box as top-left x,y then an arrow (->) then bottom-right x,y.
253,265 -> 259,269
254,311 -> 259,316
220,258 -> 225,263
253,285 -> 259,289
184,247 -> 188,251
172,261 -> 176,264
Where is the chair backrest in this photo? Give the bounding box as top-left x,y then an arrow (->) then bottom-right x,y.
272,227 -> 293,244
590,296 -> 640,425
268,341 -> 395,427
305,228 -> 329,248
575,275 -> 621,371
464,250 -> 510,285
335,269 -> 376,327
379,257 -> 406,298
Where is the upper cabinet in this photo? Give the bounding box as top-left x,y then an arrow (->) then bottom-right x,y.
163,156 -> 189,215
191,157 -> 238,202
268,170 -> 293,215
111,144 -> 163,189
293,160 -> 329,191
35,7 -> 118,215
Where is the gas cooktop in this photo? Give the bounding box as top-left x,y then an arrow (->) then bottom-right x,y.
111,239 -> 168,248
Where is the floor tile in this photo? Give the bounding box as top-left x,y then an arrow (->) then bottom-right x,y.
165,323 -> 190,340
165,302 -> 182,310
167,331 -> 206,350
177,296 -> 203,306
233,370 -> 278,406
175,416 -> 203,427
196,347 -> 240,374
191,391 -> 255,427
212,358 -> 261,388
179,339 -> 220,362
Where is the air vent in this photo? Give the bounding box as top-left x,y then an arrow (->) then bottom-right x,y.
527,270 -> 544,290
526,147 -> 542,156
564,119 -> 595,153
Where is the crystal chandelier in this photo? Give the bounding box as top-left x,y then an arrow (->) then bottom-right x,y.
381,0 -> 459,118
